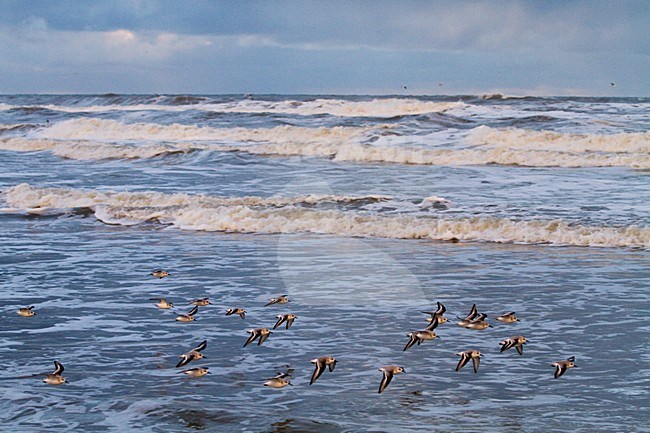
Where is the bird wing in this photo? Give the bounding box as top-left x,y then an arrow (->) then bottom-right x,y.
500,339 -> 514,352
258,331 -> 271,345
378,370 -> 394,394
472,356 -> 481,374
455,354 -> 470,372
176,354 -> 190,368
425,315 -> 439,331
403,334 -> 418,351
243,331 -> 258,347
273,316 -> 286,329
472,313 -> 488,322
310,359 -> 325,385
193,340 -> 207,352
53,361 -> 64,375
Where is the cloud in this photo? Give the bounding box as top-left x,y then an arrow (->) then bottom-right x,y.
0,19 -> 214,68
4,1 -> 648,54
0,1 -> 647,94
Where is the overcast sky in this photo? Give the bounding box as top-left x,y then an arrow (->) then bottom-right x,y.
0,0 -> 647,95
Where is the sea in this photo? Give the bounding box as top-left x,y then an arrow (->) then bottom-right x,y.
0,94 -> 648,432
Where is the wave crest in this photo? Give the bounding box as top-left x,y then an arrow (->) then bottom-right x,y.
468,126 -> 650,154
3,184 -> 647,248
0,98 -> 465,118
37,118 -> 372,142
2,119 -> 648,168
210,98 -> 465,117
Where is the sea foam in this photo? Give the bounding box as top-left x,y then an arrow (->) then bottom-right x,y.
2,118 -> 649,168
3,184 -> 648,248
468,126 -> 650,154
0,98 -> 465,118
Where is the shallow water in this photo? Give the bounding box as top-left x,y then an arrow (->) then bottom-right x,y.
0,94 -> 649,432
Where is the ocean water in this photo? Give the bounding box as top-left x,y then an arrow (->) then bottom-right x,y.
0,94 -> 648,432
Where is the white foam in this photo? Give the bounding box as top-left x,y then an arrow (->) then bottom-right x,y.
208,98 -> 465,117
229,141 -> 650,168
36,118 -> 372,143
2,118 -> 649,168
3,184 -> 648,248
421,196 -> 449,204
0,98 -> 465,118
0,137 -> 195,160
468,126 -> 650,154
2,183 -> 391,211
0,118 -> 376,160
3,136 -> 649,168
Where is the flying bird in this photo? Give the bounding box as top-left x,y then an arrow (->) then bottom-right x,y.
180,367 -> 211,378
43,361 -> 67,385
176,340 -> 207,368
310,356 -> 337,385
496,312 -> 519,323
499,336 -> 527,355
225,308 -> 246,319
551,356 -> 577,379
273,314 -> 297,330
264,372 -> 292,388
188,298 -> 212,306
377,365 -> 405,394
265,295 -> 290,306
456,350 -> 482,373
403,315 -> 441,351
175,305 -> 199,322
17,306 -> 36,317
150,298 -> 173,309
149,269 -> 170,278
244,328 -> 272,347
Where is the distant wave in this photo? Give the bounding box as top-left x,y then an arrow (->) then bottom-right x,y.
479,93 -> 509,100
205,98 -> 465,117
231,141 -> 650,168
0,98 -> 465,118
0,118 -> 375,160
2,119 -> 648,168
35,118 -> 373,142
3,184 -> 648,248
0,123 -> 41,134
0,137 -> 196,159
2,183 -> 391,211
468,126 -> 650,154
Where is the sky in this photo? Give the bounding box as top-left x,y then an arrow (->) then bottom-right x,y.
0,0 -> 648,96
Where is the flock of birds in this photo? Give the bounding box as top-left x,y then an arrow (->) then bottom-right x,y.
18,268 -> 577,393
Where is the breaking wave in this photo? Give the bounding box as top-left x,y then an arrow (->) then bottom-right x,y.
468,126 -> 650,154
4,136 -> 648,167
1,118 -> 648,168
205,98 -> 465,117
3,184 -> 648,249
0,138 -> 195,160
0,98 -> 465,118
35,118 -> 372,142
234,141 -> 650,168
